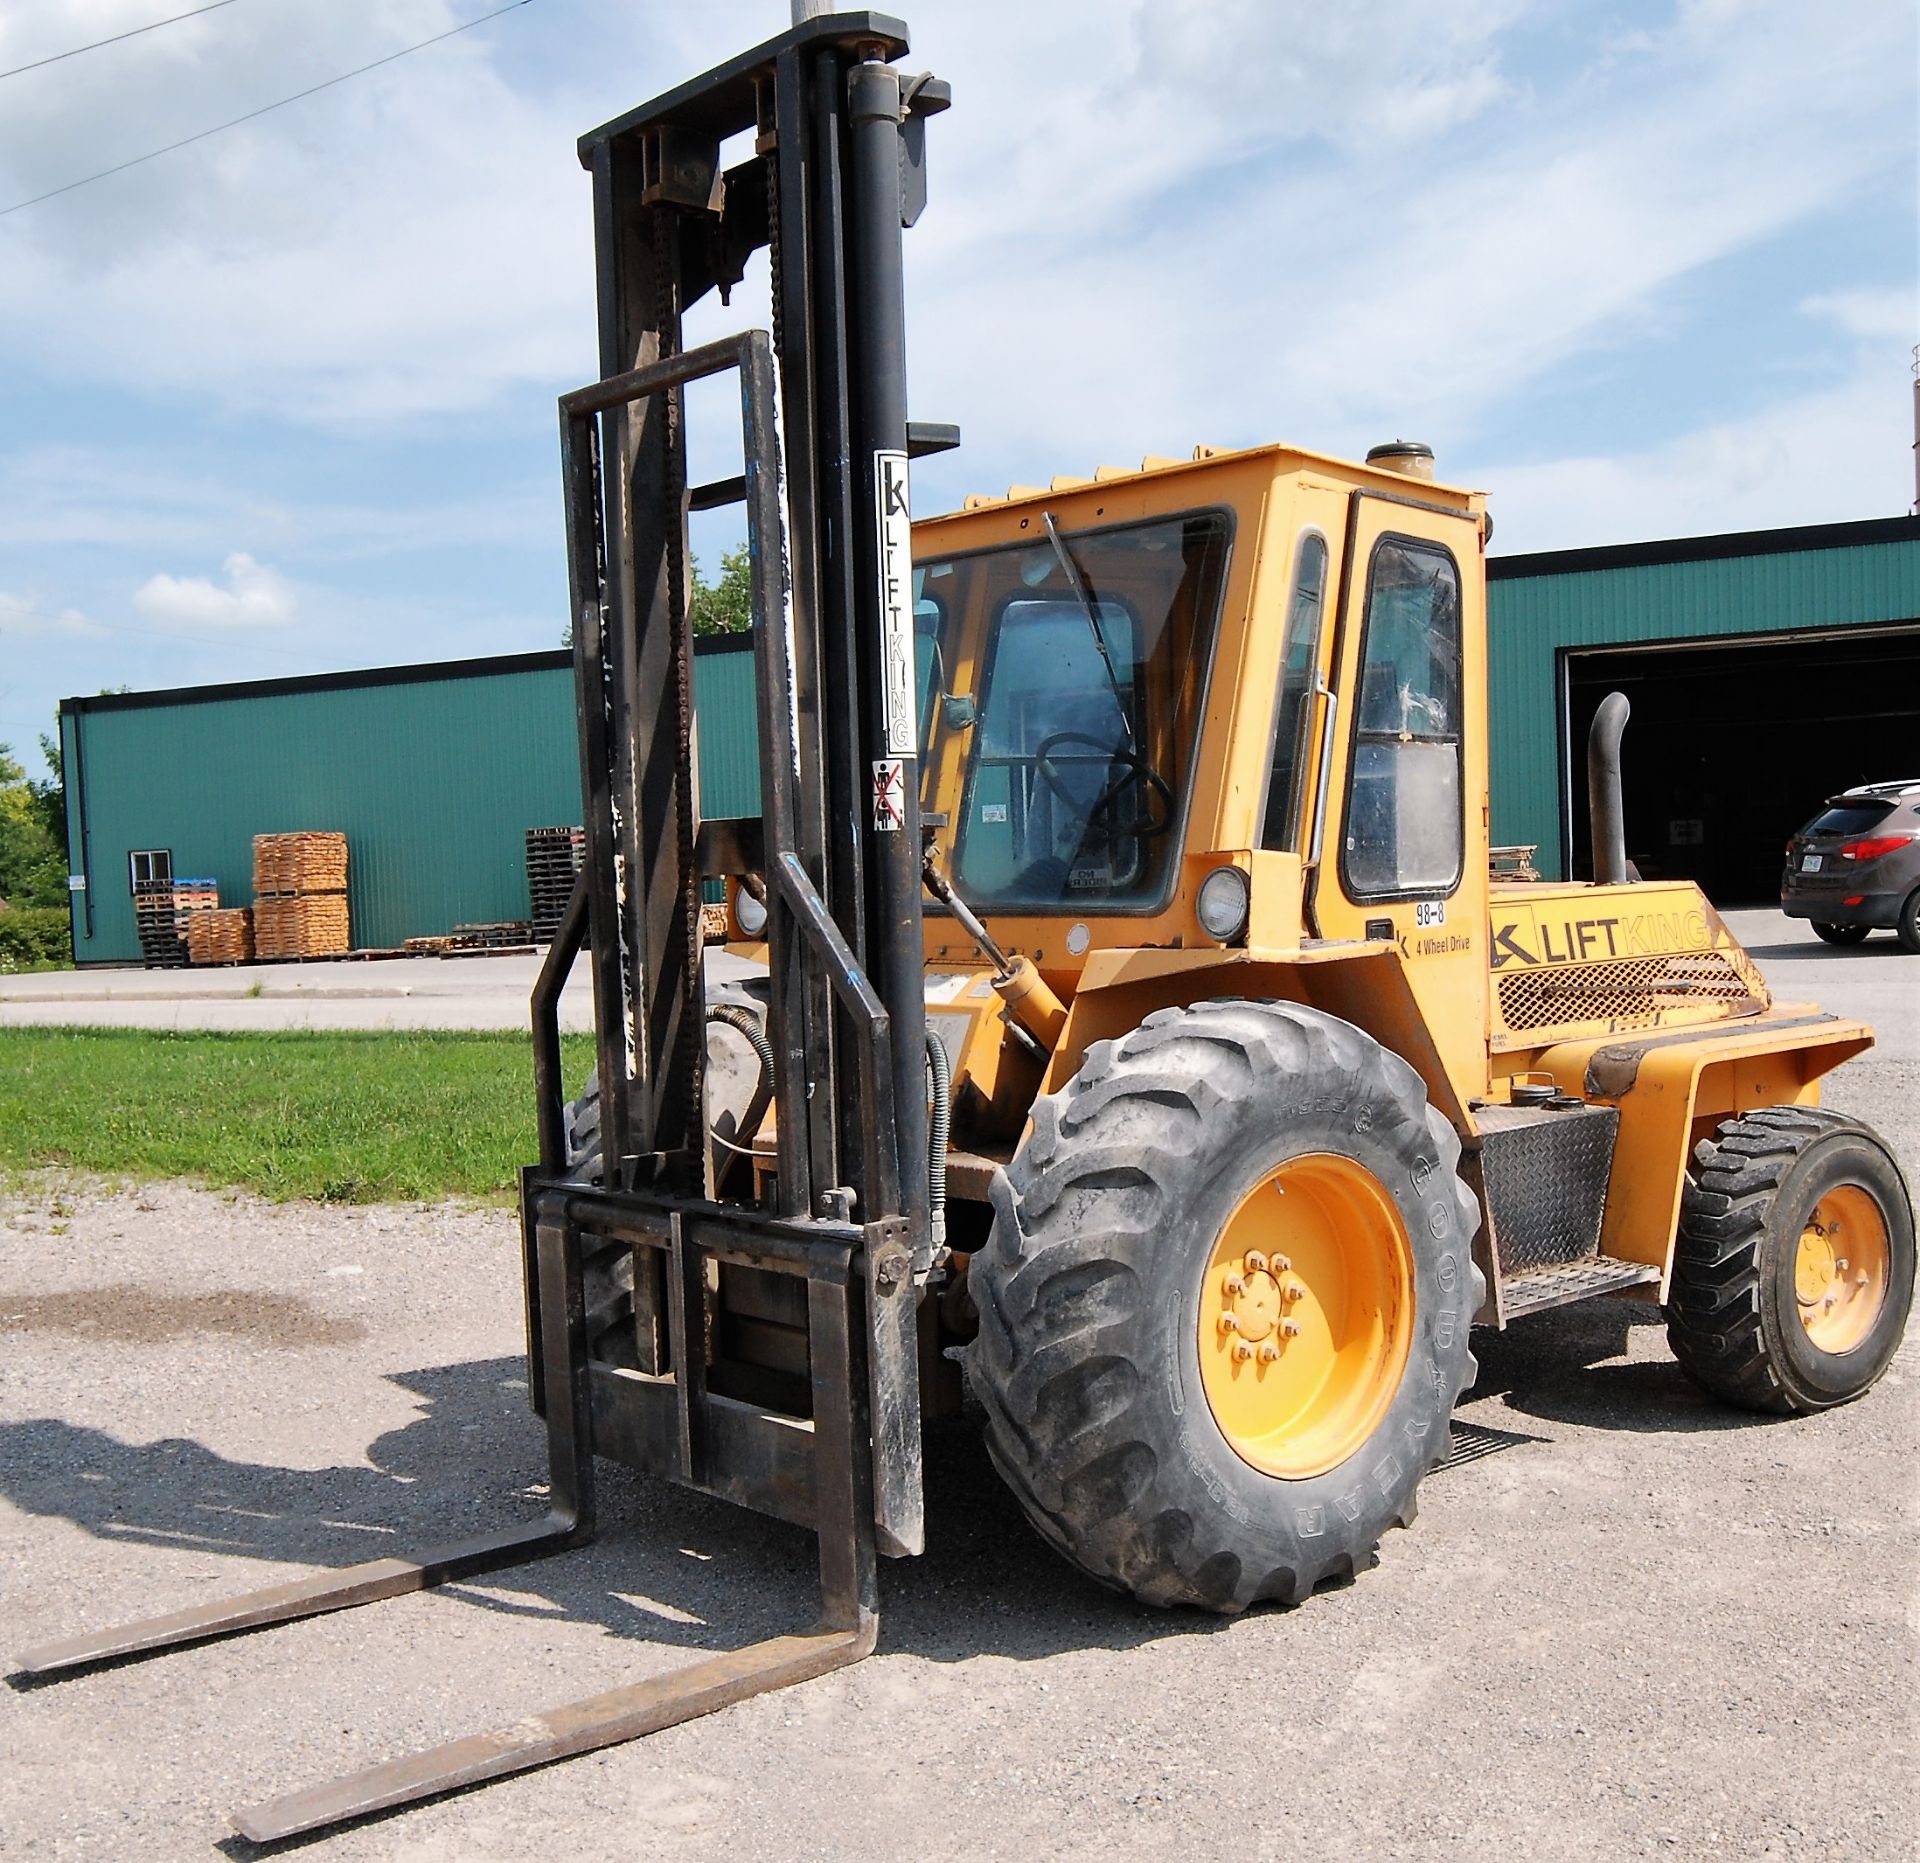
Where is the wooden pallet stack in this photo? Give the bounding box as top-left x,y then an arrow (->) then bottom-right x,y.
1489,844 -> 1543,882
524,825 -> 586,942
135,877 -> 220,967
186,907 -> 255,965
252,832 -> 350,959
447,920 -> 534,952
134,881 -> 188,967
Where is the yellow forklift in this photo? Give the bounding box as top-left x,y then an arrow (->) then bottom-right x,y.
21,7 -> 1912,1840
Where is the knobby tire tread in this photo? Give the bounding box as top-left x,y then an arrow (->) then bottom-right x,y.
968,998 -> 1482,1614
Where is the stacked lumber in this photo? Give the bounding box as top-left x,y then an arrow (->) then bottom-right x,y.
404,935 -> 455,955
186,907 -> 254,965
253,832 -> 348,896
252,830 -> 350,959
255,894 -> 351,960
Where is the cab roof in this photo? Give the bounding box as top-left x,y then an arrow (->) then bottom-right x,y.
916,439 -> 1486,534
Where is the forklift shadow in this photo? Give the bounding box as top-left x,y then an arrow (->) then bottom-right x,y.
1466,1301 -> 1761,1435
3,1357 -> 1201,1682
1737,938 -> 1909,962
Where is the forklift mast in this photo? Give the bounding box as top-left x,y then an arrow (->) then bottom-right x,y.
563,9 -> 947,1247
531,2 -> 956,1567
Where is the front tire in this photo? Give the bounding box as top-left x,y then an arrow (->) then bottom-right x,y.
966,999 -> 1481,1613
1665,1107 -> 1915,1413
1811,922 -> 1870,947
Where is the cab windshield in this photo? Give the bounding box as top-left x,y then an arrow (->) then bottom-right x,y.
914,509 -> 1230,912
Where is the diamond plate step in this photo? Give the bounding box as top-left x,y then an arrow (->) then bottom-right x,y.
1502,1255 -> 1661,1319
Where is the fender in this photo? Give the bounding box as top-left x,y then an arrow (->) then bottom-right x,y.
1528,1008 -> 1873,1295
1048,939 -> 1473,1132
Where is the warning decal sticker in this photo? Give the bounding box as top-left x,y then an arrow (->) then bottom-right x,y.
872,757 -> 906,832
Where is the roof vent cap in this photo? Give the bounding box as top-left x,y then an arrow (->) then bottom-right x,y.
1366,440 -> 1435,481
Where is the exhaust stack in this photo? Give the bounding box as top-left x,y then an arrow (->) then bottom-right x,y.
1588,691 -> 1631,886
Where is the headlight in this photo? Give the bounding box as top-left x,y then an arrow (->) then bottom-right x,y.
1196,866 -> 1250,942
733,879 -> 769,939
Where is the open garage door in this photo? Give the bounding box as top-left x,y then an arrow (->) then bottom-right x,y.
1564,623 -> 1920,903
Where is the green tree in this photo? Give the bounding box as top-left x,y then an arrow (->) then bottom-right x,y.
690,544 -> 753,636
0,737 -> 72,968
32,731 -> 65,854
561,546 -> 756,647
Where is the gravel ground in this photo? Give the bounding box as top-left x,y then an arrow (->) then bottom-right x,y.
2,912 -> 1915,1860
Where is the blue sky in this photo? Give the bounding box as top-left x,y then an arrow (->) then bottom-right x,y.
2,0 -> 1914,780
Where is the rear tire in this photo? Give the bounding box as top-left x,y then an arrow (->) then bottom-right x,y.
1665,1107 -> 1914,1413
966,999 -> 1481,1613
1811,922 -> 1870,947
1896,888 -> 1920,956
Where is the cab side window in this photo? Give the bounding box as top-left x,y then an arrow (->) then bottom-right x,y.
1341,537 -> 1462,898
1258,532 -> 1329,850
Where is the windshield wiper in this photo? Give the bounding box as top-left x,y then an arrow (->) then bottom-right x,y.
1042,510 -> 1133,745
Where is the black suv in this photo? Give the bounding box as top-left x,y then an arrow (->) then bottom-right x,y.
1781,780 -> 1920,952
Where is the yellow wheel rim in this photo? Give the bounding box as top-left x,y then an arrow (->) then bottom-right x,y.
1197,1153 -> 1415,1480
1793,1186 -> 1890,1354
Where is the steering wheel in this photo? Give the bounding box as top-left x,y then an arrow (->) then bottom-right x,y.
1032,730 -> 1175,845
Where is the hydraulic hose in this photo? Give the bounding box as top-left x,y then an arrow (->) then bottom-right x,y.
705,1002 -> 774,1166
925,1027 -> 951,1253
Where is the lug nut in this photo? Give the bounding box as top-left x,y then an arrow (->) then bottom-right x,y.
1232,1339 -> 1253,1362
1271,1255 -> 1291,1273
1223,1272 -> 1245,1296
1245,1251 -> 1267,1274
1856,1271 -> 1870,1285
1282,1280 -> 1306,1303
1258,1341 -> 1280,1364
1218,1313 -> 1239,1334
1834,1259 -> 1848,1274
1281,1319 -> 1302,1338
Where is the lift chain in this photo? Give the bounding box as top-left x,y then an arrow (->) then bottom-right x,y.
651,203 -> 705,1171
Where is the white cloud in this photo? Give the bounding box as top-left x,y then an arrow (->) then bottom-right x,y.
902,0 -> 1914,495
134,552 -> 297,629
0,2 -> 596,424
1798,289 -> 1917,344
1478,341 -> 1914,554
0,0 -> 1907,462
0,590 -> 102,638
0,444 -> 551,559
0,0 -> 1911,583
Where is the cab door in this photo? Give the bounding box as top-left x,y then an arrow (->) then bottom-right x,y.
1308,493 -> 1490,1102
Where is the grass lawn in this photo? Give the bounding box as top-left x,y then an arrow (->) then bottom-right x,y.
0,1028 -> 596,1203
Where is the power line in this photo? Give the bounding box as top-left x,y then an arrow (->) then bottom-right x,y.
0,0 -> 535,220
0,1 -> 247,84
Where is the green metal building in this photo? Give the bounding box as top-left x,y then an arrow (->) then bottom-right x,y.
1487,515 -> 1920,896
60,640 -> 759,964
61,515 -> 1920,962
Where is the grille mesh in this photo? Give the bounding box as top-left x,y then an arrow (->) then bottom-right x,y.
1496,950 -> 1758,1035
